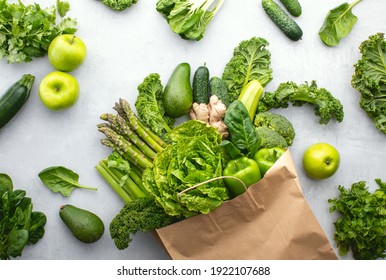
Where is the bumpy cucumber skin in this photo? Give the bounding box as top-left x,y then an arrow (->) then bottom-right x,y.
279,0 -> 302,17
0,74 -> 34,130
193,65 -> 210,104
209,77 -> 230,107
262,0 -> 303,41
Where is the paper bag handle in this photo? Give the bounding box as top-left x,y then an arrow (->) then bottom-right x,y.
177,176 -> 247,205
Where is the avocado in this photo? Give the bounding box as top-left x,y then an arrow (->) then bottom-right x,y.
59,204 -> 105,243
163,62 -> 193,118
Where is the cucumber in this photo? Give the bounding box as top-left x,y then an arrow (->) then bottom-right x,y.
279,0 -> 302,17
209,77 -> 230,107
262,0 -> 303,41
0,74 -> 35,130
192,65 -> 210,104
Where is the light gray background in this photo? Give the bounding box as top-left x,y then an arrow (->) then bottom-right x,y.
0,0 -> 385,260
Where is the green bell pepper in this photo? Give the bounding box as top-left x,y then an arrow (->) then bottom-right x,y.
254,147 -> 286,176
223,156 -> 262,198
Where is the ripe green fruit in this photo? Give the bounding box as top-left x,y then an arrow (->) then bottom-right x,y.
48,34 -> 87,72
163,62 -> 193,118
302,142 -> 340,180
39,71 -> 79,110
59,204 -> 104,243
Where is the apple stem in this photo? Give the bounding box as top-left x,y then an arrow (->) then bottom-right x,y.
70,35 -> 76,45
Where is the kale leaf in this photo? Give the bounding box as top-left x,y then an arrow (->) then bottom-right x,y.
135,73 -> 174,139
258,80 -> 344,125
328,179 -> 386,260
351,32 -> 386,134
109,197 -> 177,250
0,0 -> 77,63
222,37 -> 273,103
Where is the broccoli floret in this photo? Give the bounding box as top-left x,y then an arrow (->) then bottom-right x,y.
109,197 -> 177,250
258,81 -> 344,125
255,127 -> 288,149
254,112 -> 295,145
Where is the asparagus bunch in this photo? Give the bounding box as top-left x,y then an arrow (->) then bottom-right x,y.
96,98 -> 168,203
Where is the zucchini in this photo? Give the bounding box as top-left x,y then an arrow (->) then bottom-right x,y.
209,76 -> 230,107
279,0 -> 302,17
0,74 -> 35,130
192,65 -> 210,104
262,0 -> 303,41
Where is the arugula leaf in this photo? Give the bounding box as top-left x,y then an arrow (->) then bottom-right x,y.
328,179 -> 386,260
0,0 -> 77,63
57,0 -> 70,17
319,0 -> 363,47
38,166 -> 97,197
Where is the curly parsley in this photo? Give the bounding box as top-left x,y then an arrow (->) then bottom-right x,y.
328,179 -> 386,260
0,0 -> 77,63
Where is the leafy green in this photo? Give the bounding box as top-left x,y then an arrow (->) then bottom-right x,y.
351,33 -> 386,134
135,73 -> 174,139
0,173 -> 47,260
328,179 -> 386,260
258,81 -> 344,125
224,100 -> 260,158
100,0 -> 139,11
156,0 -> 224,41
109,197 -> 177,250
222,37 -> 273,103
38,166 -> 97,197
0,0 -> 77,63
254,111 -> 295,146
143,120 -> 229,218
57,0 -> 70,17
319,0 -> 363,47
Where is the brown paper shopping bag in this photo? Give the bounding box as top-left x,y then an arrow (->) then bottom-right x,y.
156,150 -> 338,260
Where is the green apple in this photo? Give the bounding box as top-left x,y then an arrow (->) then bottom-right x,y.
39,71 -> 79,110
48,34 -> 87,72
302,143 -> 340,180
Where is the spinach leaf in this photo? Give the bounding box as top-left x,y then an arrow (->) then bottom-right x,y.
0,173 -> 47,260
224,100 -> 260,158
0,173 -> 13,194
38,166 -> 97,197
319,0 -> 363,47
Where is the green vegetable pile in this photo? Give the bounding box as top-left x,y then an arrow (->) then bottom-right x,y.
0,0 -> 77,63
0,173 -> 47,260
351,33 -> 386,134
329,179 -> 386,260
156,0 -> 225,41
100,0 -> 139,11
